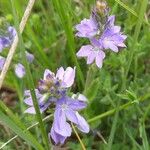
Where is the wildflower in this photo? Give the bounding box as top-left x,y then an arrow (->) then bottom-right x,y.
75,7 -> 126,68
0,26 -> 16,52
50,96 -> 89,144
98,15 -> 127,52
24,67 -> 76,114
0,26 -> 34,77
14,51 -> 34,78
24,67 -> 89,145
38,67 -> 76,94
0,50 -> 34,78
76,41 -> 105,68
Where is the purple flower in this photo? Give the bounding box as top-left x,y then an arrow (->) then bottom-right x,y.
23,68 -> 89,145
75,14 -> 127,68
14,51 -> 34,78
25,51 -> 34,63
0,26 -> 16,52
50,96 -> 89,144
8,26 -> 17,40
76,44 -> 105,68
99,15 -> 127,52
0,37 -> 11,52
14,63 -> 25,78
0,56 -> 6,70
39,67 -> 76,93
75,17 -> 98,38
24,89 -> 55,114
24,67 -> 76,114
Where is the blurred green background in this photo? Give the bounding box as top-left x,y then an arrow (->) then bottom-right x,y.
0,0 -> 150,149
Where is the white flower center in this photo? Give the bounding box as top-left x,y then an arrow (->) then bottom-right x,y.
61,104 -> 68,110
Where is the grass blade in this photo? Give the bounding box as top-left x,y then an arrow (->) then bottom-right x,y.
52,0 -> 85,88
0,110 -> 44,150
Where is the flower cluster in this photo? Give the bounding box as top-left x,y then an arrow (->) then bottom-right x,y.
75,1 -> 127,68
0,26 -> 34,78
24,67 -> 89,144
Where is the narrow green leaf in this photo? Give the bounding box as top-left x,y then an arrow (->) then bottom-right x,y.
84,78 -> 100,101
0,110 -> 44,150
52,0 -> 85,89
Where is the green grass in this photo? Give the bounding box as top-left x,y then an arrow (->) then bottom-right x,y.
0,0 -> 150,149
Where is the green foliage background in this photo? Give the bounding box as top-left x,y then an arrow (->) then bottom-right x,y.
0,0 -> 150,149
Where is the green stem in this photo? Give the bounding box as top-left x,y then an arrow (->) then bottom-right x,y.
52,0 -> 85,89
88,93 -> 150,123
2,93 -> 150,147
84,64 -> 98,93
125,0 -> 148,79
107,107 -> 119,150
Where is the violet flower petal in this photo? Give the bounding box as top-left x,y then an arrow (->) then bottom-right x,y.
53,108 -> 72,137
50,126 -> 67,144
75,17 -> 98,38
56,67 -> 65,81
44,69 -> 55,80
95,50 -> 105,68
62,67 -> 76,88
76,45 -> 92,57
75,112 -> 90,133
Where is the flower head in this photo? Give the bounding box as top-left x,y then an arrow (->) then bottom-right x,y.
75,10 -> 127,68
38,67 -> 76,96
76,43 -> 105,68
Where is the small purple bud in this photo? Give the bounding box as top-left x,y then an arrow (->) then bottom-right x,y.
15,63 -> 26,78
25,51 -> 34,63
